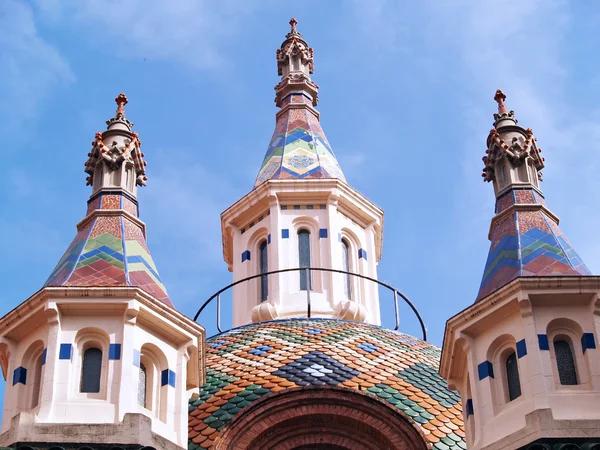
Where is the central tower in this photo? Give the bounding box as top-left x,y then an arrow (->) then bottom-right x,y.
221,19 -> 384,327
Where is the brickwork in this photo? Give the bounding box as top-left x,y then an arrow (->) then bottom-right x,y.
214,386 -> 428,450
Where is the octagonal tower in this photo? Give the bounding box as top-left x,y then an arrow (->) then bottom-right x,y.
221,19 -> 384,327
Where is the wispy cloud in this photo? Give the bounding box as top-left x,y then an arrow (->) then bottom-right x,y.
35,0 -> 268,70
0,0 -> 74,133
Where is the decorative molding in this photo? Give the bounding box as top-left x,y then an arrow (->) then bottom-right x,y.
133,349 -> 141,368
582,332 -> 596,353
109,343 -> 122,360
466,398 -> 474,417
241,250 -> 251,263
59,343 -> 72,360
161,369 -> 176,388
538,334 -> 550,351
12,366 -> 26,385
516,339 -> 527,358
478,360 -> 494,380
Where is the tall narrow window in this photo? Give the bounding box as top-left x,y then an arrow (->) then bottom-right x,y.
138,363 -> 147,408
259,240 -> 268,301
505,352 -> 521,401
81,348 -> 102,393
554,339 -> 578,385
298,230 -> 311,290
30,354 -> 43,409
341,239 -> 351,299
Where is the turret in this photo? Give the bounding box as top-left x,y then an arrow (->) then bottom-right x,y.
222,20 -> 384,327
441,91 -> 600,450
0,95 -> 205,450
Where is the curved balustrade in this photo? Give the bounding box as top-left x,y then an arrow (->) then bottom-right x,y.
193,267 -> 427,341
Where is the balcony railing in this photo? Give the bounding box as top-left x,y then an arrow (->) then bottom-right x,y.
193,267 -> 427,341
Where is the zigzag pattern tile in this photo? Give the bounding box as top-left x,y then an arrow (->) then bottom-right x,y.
254,93 -> 346,187
188,319 -> 465,450
45,194 -> 172,306
477,204 -> 590,301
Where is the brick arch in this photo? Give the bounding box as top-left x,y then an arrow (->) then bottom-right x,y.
214,386 -> 429,450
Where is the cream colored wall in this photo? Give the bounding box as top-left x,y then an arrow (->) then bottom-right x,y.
0,292 -> 204,449
441,282 -> 600,450
229,185 -> 381,327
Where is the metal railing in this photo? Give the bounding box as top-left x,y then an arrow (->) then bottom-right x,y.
193,267 -> 427,341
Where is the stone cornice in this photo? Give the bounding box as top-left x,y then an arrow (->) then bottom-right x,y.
0,286 -> 206,385
221,179 -> 385,266
487,203 -> 560,240
440,276 -> 600,377
77,208 -> 147,237
275,101 -> 320,120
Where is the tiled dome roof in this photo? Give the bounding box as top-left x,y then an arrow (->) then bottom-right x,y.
188,319 -> 465,450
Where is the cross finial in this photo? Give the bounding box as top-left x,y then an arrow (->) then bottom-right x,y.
290,18 -> 298,33
115,93 -> 128,117
494,89 -> 507,114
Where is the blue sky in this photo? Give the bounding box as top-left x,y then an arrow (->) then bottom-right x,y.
1,0 -> 600,379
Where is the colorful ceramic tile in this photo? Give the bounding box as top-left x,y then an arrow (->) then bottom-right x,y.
188,319 -> 465,450
44,196 -> 172,307
254,94 -> 346,187
477,190 -> 590,301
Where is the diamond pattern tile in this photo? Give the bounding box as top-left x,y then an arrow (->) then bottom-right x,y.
254,93 -> 346,186
188,319 -> 465,450
44,193 -> 172,306
477,190 -> 590,301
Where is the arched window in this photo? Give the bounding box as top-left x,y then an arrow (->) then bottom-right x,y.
341,238 -> 351,299
554,339 -> 578,385
505,352 -> 521,401
81,348 -> 102,393
138,363 -> 147,408
298,230 -> 311,290
30,353 -> 43,409
259,240 -> 268,301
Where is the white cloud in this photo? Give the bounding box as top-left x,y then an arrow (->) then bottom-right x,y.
0,0 -> 74,132
35,0 -> 268,70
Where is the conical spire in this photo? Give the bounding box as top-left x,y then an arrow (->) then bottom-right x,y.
476,90 -> 590,301
44,94 -> 172,306
254,18 -> 346,187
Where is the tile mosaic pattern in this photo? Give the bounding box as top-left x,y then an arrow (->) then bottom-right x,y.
254,94 -> 346,187
188,319 -> 465,450
478,188 -> 590,301
44,193 -> 172,307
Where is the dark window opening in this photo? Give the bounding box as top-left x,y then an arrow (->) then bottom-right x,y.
554,339 -> 578,385
81,348 -> 102,393
138,363 -> 147,408
298,230 -> 311,290
505,352 -> 521,401
259,240 -> 268,301
341,239 -> 351,299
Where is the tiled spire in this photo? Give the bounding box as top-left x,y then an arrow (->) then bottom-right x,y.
476,90 -> 590,301
254,18 -> 346,187
44,94 -> 172,307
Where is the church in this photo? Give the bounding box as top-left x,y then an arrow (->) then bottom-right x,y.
0,18 -> 598,450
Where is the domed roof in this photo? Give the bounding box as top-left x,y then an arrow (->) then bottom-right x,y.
188,319 -> 465,450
